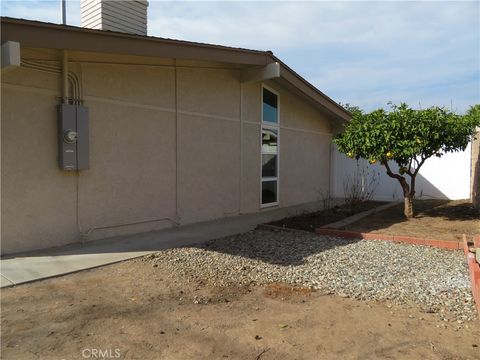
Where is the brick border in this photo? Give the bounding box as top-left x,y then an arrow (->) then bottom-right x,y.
463,234 -> 480,315
260,223 -> 480,315
314,228 -> 462,250
260,223 -> 462,250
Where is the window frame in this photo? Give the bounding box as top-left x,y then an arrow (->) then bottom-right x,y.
260,84 -> 280,208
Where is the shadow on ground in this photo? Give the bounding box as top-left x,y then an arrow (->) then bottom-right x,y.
189,229 -> 360,266
418,200 -> 479,221
344,199 -> 479,241
186,199 -> 479,265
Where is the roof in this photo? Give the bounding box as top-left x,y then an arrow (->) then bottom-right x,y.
0,17 -> 351,123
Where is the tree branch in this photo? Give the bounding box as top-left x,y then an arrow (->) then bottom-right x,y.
413,156 -> 427,176
406,157 -> 414,175
383,161 -> 402,180
384,161 -> 410,196
410,173 -> 417,197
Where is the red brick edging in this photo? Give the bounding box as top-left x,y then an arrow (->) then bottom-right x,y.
463,234 -> 480,314
260,223 -> 480,315
314,228 -> 462,250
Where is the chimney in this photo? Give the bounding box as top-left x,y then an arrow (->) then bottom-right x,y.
81,0 -> 148,36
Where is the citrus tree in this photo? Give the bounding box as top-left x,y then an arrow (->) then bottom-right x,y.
333,103 -> 480,218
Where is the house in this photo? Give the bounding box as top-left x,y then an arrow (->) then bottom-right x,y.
0,1 -> 351,255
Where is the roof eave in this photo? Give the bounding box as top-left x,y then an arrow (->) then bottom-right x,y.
0,16 -> 352,124
270,56 -> 351,124
0,17 -> 269,66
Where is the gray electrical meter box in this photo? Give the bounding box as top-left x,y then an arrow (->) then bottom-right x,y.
58,104 -> 89,170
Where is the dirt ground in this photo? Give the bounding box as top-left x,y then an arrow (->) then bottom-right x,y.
269,200 -> 386,232
2,256 -> 479,360
345,199 -> 479,241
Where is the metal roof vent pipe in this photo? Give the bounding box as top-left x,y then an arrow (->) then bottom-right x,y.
80,0 -> 148,36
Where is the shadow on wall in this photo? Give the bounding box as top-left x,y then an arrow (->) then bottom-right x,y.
381,171 -> 455,201
414,173 -> 448,200
331,143 -> 472,202
332,156 -> 470,202
335,160 -> 450,201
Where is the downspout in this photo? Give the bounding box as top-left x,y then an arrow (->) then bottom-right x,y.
61,49 -> 83,243
174,58 -> 179,221
239,81 -> 244,214
329,142 -> 336,202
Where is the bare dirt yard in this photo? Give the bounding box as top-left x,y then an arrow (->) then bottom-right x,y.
345,199 -> 479,241
2,229 -> 479,360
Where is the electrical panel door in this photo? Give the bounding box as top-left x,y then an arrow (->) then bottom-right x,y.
58,104 -> 89,171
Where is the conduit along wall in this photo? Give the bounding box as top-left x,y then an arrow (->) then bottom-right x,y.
58,50 -> 89,171
20,50 -> 90,170
22,50 -> 179,243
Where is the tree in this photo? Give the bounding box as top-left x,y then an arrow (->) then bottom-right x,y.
333,103 -> 480,218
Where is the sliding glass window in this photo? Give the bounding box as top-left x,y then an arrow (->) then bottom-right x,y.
261,86 -> 279,206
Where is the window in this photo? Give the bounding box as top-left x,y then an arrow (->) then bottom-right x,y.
261,87 -> 279,206
262,88 -> 278,123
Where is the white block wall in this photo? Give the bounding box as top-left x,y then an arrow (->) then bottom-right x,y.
331,143 -> 472,201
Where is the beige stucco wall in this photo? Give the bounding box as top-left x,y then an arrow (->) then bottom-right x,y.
1,86 -> 79,251
1,50 -> 335,254
176,67 -> 241,223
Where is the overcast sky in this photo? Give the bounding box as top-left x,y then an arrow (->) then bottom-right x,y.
2,0 -> 479,113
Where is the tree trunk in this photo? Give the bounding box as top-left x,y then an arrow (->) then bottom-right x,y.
404,195 -> 414,218
382,161 -> 415,218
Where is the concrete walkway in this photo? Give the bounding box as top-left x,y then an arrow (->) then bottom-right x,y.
1,200 -> 335,288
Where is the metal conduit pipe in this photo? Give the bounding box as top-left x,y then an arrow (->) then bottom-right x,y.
80,217 -> 181,241
62,50 -> 68,103
21,59 -> 81,104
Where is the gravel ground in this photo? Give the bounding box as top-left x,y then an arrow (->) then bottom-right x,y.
150,229 -> 476,323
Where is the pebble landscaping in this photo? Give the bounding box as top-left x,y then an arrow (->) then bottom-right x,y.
150,229 -> 477,323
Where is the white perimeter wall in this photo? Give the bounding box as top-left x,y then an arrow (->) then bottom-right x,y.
331,143 -> 472,201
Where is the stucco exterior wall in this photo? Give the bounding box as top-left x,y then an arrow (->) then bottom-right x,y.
1,51 -> 335,254
1,86 -> 79,251
78,63 -> 177,240
176,67 -> 241,223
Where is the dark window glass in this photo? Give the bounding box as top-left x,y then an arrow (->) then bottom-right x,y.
262,180 -> 277,204
262,154 -> 277,177
262,128 -> 278,153
263,88 -> 278,123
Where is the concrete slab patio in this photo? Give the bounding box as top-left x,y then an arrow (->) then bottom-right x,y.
0,200 -> 338,288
